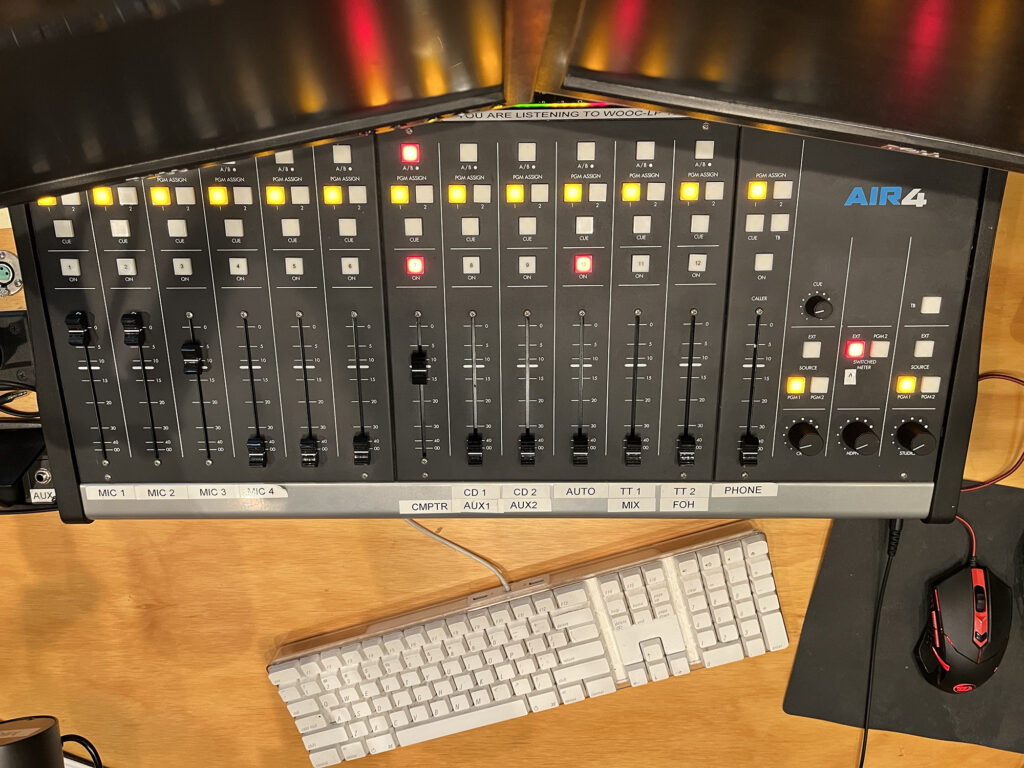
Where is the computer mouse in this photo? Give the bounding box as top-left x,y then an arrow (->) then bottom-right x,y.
915,564 -> 1013,693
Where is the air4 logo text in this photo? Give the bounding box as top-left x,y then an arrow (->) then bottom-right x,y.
844,186 -> 928,207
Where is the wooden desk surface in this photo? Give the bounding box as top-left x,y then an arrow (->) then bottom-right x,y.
2,175 -> 1024,767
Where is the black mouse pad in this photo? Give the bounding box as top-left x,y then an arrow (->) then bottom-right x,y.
783,484 -> 1024,753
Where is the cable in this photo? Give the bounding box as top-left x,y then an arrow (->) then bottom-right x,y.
955,513 -> 977,564
859,518 -> 903,768
962,373 -> 1024,492
0,379 -> 38,419
61,734 -> 103,767
0,506 -> 57,516
405,518 -> 511,592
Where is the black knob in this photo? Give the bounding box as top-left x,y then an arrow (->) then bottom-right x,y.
120,311 -> 145,347
65,311 -> 91,347
571,431 -> 589,465
246,436 -> 267,467
353,432 -> 371,465
519,431 -> 536,465
788,422 -> 823,455
842,422 -> 879,455
410,348 -> 429,386
623,433 -> 643,466
739,433 -> 759,466
896,422 -> 936,455
300,436 -> 320,467
181,340 -> 203,375
677,433 -> 696,466
804,296 -> 833,319
466,431 -> 483,465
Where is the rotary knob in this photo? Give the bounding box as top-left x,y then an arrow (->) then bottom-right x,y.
804,295 -> 833,319
787,422 -> 823,456
842,422 -> 880,456
896,421 -> 936,455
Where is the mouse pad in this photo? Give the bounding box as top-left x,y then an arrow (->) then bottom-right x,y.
783,484 -> 1024,753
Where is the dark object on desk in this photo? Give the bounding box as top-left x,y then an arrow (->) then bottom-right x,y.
0,424 -> 44,506
0,716 -> 101,768
915,562 -> 1012,693
783,484 -> 1024,754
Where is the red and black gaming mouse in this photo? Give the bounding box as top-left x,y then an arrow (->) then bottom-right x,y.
916,562 -> 1013,693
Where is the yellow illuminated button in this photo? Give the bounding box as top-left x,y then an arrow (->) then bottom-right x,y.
747,180 -> 768,200
92,187 -> 114,206
679,182 -> 700,201
448,184 -> 467,204
149,186 -> 172,206
621,182 -> 642,202
563,183 -> 583,203
505,184 -> 525,204
896,375 -> 917,394
37,196 -> 58,206
786,376 -> 806,395
266,186 -> 287,205
323,185 -> 343,205
390,185 -> 410,205
208,186 -> 230,206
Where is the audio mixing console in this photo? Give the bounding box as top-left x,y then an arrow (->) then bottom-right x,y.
13,108 -> 1001,522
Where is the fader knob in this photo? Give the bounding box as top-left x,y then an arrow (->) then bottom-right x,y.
787,422 -> 823,456
896,421 -> 936,455
804,296 -> 833,320
842,421 -> 879,455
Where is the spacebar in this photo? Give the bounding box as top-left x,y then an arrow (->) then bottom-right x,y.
395,699 -> 530,747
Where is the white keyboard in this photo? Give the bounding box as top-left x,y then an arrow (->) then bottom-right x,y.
268,523 -> 787,765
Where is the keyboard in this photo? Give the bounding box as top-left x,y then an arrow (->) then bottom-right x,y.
268,522 -> 787,765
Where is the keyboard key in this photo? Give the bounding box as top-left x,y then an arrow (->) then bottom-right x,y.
701,643 -> 744,668
557,640 -> 605,665
366,733 -> 397,754
554,583 -> 589,607
584,676 -> 617,697
269,662 -> 302,686
551,607 -> 594,630
559,683 -> 586,704
760,611 -> 789,651
627,664 -> 648,687
341,742 -> 366,761
528,690 -> 560,712
296,713 -> 326,733
288,699 -> 320,718
396,698 -> 529,747
302,726 -> 348,752
310,747 -> 341,767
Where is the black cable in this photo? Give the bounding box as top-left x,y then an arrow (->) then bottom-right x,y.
858,518 -> 903,768
0,379 -> 36,392
61,734 -> 103,767
0,505 -> 57,516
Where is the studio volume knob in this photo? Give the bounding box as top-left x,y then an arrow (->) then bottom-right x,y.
896,421 -> 936,455
842,421 -> 879,456
787,422 -> 823,456
804,295 -> 833,320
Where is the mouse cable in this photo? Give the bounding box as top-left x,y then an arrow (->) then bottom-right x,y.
405,518 -> 511,592
858,518 -> 904,768
954,514 -> 977,566
962,373 -> 1024,492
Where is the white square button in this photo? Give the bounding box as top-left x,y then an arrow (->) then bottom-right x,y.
531,184 -> 549,203
518,142 -> 537,162
110,220 -> 131,238
53,219 -> 74,238
920,296 -> 942,314
284,257 -> 304,275
59,258 -> 81,277
414,185 -> 434,204
921,376 -> 941,394
869,340 -> 890,358
802,341 -> 821,359
690,214 -> 710,233
576,216 -> 594,235
404,218 -> 423,237
228,257 -> 248,276
175,187 -> 196,206
172,257 -> 193,276
519,217 -> 537,236
694,140 -> 715,160
754,252 -> 774,271
348,186 -> 368,205
636,141 -> 656,160
116,257 -> 137,276
459,143 -> 478,163
290,186 -> 310,205
117,187 -> 138,206
688,253 -> 707,272
333,144 -> 352,165
518,255 -> 536,274
339,218 -> 357,237
770,214 -> 790,232
705,181 -> 724,200
588,183 -> 607,202
745,214 -> 765,233
224,219 -> 244,238
773,181 -> 794,199
646,182 -> 666,201
631,254 -> 650,273
233,186 -> 253,205
462,256 -> 481,275
341,257 -> 360,275
167,219 -> 188,238
632,215 -> 651,234
281,219 -> 301,237
844,369 -> 857,385
577,141 -> 596,161
810,377 -> 829,394
461,218 -> 480,237
60,193 -> 82,206
914,340 -> 935,358
473,185 -> 491,204
274,150 -> 294,165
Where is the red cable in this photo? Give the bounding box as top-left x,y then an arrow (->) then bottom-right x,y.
961,373 -> 1024,492
954,514 -> 976,558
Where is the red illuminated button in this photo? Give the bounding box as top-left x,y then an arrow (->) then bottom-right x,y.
845,339 -> 866,359
401,143 -> 421,164
574,254 -> 594,274
406,255 -> 426,275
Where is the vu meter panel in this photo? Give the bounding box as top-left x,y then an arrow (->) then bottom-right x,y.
24,109 -> 987,519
